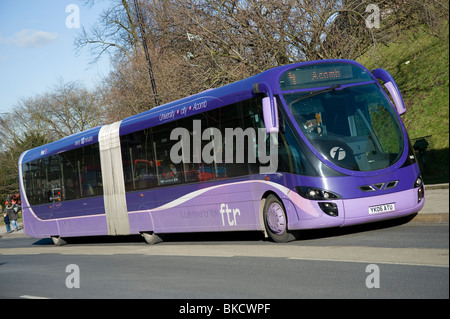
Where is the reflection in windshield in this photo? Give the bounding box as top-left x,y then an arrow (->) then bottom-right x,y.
284,84 -> 404,171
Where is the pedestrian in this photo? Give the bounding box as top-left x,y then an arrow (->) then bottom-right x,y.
4,197 -> 21,232
2,204 -> 12,233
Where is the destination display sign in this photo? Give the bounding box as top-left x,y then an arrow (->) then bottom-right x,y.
279,63 -> 372,90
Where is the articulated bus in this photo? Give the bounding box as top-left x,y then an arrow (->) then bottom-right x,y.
19,59 -> 425,245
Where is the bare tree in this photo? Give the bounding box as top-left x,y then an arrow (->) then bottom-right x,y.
0,80 -> 106,198
0,80 -> 105,147
75,0 -> 142,63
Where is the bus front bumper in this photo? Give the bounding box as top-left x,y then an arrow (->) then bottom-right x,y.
288,187 -> 425,230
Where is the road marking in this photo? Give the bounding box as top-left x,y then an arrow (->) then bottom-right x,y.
20,295 -> 51,299
286,257 -> 449,268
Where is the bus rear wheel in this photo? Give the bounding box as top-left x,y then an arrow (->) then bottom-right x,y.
263,195 -> 297,243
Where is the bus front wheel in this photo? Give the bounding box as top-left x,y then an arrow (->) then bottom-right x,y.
263,195 -> 297,243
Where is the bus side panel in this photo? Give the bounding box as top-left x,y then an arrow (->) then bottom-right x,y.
128,205 -> 154,234
22,205 -> 109,238
151,200 -> 259,234
55,215 -> 109,237
282,198 -> 301,230
127,179 -> 294,234
22,196 -> 108,238
50,197 -> 105,220
22,206 -> 59,238
152,182 -> 261,233
54,198 -> 108,237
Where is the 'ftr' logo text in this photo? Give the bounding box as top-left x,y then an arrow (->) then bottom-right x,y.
219,203 -> 240,226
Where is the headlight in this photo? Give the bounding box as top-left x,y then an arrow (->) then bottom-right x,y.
414,174 -> 425,203
295,186 -> 341,200
414,174 -> 423,188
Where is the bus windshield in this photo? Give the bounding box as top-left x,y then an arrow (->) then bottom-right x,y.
282,82 -> 404,172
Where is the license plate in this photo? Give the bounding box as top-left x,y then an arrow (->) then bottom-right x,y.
368,203 -> 395,214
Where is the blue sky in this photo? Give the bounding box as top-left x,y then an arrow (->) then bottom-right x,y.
0,0 -> 111,114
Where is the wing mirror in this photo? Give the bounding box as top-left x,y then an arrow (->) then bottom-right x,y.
253,82 -> 279,133
373,68 -> 406,115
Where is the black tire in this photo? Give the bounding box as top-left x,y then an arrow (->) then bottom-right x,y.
263,195 -> 297,243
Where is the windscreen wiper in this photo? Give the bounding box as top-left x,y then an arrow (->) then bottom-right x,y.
294,84 -> 342,102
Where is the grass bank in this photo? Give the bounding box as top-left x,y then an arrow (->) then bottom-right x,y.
359,27 -> 449,184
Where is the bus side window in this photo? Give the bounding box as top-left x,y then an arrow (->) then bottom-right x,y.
25,146 -> 105,205
121,129 -> 157,191
153,121 -> 183,186
277,115 -> 316,176
183,163 -> 199,183
78,144 -> 103,197
23,159 -> 47,205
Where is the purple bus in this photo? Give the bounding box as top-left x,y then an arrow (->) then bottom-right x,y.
18,60 -> 425,245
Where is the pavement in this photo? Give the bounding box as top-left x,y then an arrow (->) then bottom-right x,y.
1,184 -> 448,239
